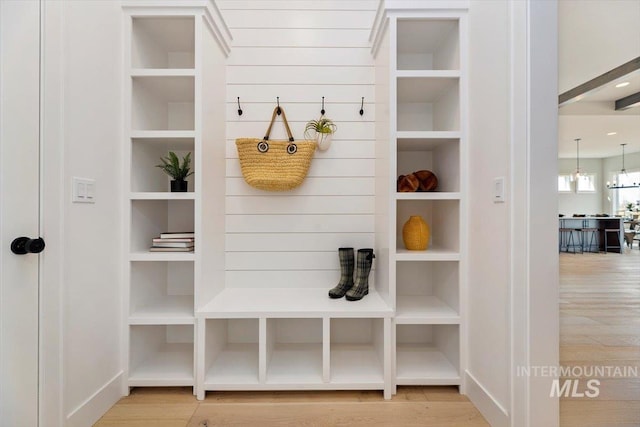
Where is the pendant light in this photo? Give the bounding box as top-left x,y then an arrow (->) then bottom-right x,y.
606,143 -> 639,189
570,138 -> 582,182
620,143 -> 628,175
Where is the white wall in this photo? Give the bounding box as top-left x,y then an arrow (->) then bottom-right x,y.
466,2 -> 559,426
218,1 -> 377,289
558,0 -> 640,92
557,158 -> 603,215
59,1 -> 123,425
467,1 -> 510,420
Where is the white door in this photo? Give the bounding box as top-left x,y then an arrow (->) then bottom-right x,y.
0,1 -> 42,425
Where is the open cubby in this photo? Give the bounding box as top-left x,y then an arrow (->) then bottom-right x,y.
129,324 -> 194,386
397,138 -> 460,192
131,138 -> 195,193
266,318 -> 323,384
130,199 -> 194,253
396,200 -> 460,253
395,324 -> 459,385
130,261 -> 194,323
132,17 -> 195,69
396,261 -> 459,323
132,76 -> 194,131
397,78 -> 459,132
397,19 -> 459,71
330,318 -> 384,385
204,318 -> 259,386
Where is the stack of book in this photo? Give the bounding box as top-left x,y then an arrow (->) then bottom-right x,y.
149,232 -> 194,252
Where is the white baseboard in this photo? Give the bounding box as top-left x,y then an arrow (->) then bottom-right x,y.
465,370 -> 510,427
65,371 -> 123,427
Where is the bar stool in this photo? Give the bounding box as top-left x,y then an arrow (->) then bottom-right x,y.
560,227 -> 583,253
581,227 -> 599,253
603,228 -> 622,253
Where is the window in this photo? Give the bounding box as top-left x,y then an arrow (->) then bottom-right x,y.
558,174 -> 572,192
558,173 -> 596,193
576,174 -> 596,192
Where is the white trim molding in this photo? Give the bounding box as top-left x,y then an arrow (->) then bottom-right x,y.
40,0 -> 65,424
65,371 -> 123,427
466,371 -> 509,427
510,1 -> 559,426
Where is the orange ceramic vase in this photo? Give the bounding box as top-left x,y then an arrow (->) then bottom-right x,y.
402,215 -> 430,250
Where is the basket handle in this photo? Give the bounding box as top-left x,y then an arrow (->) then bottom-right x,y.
264,106 -> 295,142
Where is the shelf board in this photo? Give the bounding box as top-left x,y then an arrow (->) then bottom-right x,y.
395,192 -> 460,200
396,70 -> 460,78
198,288 -> 392,318
331,344 -> 384,385
205,343 -> 259,387
395,344 -> 460,385
128,343 -> 193,386
130,251 -> 195,262
130,192 -> 196,200
395,248 -> 460,261
129,295 -> 194,325
130,68 -> 195,77
395,296 -> 460,324
396,131 -> 460,140
130,130 -> 196,139
266,343 -> 323,385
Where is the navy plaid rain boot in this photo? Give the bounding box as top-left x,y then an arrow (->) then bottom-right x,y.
346,249 -> 374,301
328,248 -> 354,299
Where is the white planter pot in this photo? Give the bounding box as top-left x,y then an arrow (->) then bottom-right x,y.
316,132 -> 333,151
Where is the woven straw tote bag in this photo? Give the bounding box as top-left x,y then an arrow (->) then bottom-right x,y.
236,106 -> 316,191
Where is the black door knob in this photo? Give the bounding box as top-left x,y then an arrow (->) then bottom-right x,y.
11,237 -> 46,255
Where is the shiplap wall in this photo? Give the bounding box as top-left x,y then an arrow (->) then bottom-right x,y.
218,0 -> 378,288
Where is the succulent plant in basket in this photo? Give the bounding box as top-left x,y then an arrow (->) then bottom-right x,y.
304,117 -> 337,151
156,151 -> 194,192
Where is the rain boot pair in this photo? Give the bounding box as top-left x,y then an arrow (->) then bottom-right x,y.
328,248 -> 374,301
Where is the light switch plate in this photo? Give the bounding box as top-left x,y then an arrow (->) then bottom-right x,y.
493,177 -> 506,203
72,177 -> 96,203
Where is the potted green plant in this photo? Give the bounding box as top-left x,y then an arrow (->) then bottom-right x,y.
304,117 -> 337,151
156,151 -> 194,192
626,202 -> 635,216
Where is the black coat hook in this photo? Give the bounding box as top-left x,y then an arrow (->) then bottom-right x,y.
276,96 -> 281,115
237,97 -> 243,116
321,96 -> 325,115
359,97 -> 364,116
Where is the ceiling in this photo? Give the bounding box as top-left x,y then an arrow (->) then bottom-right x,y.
558,70 -> 640,159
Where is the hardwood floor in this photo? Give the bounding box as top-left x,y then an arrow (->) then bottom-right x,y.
94,387 -> 489,426
560,249 -> 640,427
96,250 -> 640,426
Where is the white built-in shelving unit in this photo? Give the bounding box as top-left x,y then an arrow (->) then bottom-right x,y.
122,0 -> 230,394
122,0 -> 467,400
372,1 -> 468,393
